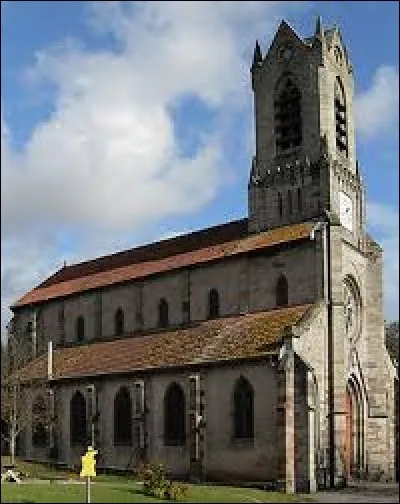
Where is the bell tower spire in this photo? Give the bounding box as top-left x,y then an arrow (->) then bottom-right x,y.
248,18 -> 366,249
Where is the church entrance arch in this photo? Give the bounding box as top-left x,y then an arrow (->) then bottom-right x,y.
345,375 -> 364,479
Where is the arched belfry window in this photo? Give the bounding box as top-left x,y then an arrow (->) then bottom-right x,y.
335,77 -> 348,155
114,387 -> 132,445
208,289 -> 220,319
274,75 -> 302,153
70,391 -> 86,445
158,298 -> 169,328
276,274 -> 288,307
115,308 -> 125,336
233,377 -> 254,439
164,383 -> 185,445
76,316 -> 85,342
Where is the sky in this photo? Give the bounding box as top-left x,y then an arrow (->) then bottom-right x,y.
1,1 -> 399,339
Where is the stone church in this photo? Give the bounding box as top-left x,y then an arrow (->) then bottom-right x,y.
5,18 -> 398,492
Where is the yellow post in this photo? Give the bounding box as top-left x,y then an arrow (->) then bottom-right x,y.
80,446 -> 98,503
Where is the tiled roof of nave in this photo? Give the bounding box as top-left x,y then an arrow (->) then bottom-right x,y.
12,221 -> 313,308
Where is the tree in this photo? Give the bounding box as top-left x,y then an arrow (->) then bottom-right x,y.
1,335 -> 57,466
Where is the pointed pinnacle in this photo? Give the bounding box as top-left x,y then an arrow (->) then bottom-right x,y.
315,15 -> 324,38
252,40 -> 262,67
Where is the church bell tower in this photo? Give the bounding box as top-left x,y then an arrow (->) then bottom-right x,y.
248,18 -> 366,250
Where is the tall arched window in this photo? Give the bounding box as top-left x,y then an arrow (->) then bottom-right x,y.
335,77 -> 348,155
276,274 -> 288,307
76,316 -> 85,342
114,387 -> 132,445
274,75 -> 302,153
115,308 -> 125,336
278,192 -> 283,218
164,383 -> 185,445
208,289 -> 220,319
32,395 -> 47,448
70,391 -> 86,445
158,298 -> 169,328
233,377 -> 254,439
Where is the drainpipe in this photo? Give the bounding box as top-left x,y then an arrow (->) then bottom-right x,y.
322,216 -> 335,488
47,341 -> 53,381
311,217 -> 333,487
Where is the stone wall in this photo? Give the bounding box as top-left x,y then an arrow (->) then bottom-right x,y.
10,240 -> 317,356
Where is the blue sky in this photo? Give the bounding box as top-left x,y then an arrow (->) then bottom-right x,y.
1,1 -> 399,337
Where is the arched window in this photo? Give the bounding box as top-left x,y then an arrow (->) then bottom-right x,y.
70,391 -> 86,445
287,190 -> 292,215
233,377 -> 254,439
114,387 -> 132,445
278,192 -> 283,218
334,46 -> 343,66
32,395 -> 47,448
208,289 -> 220,319
274,75 -> 302,153
158,298 -> 169,328
115,308 -> 125,336
276,274 -> 288,307
297,187 -> 302,213
335,77 -> 348,155
164,383 -> 185,445
75,316 -> 85,342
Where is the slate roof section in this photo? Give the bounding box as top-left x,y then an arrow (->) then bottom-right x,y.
12,304 -> 313,383
12,222 -> 313,309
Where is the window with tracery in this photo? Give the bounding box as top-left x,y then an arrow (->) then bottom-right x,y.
343,277 -> 361,342
274,75 -> 302,153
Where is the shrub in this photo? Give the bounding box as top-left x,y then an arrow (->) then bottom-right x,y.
139,462 -> 189,501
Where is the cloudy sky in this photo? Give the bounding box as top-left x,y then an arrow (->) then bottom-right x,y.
1,1 -> 399,338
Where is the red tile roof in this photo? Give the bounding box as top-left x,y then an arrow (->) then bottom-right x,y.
12,304 -> 313,382
12,222 -> 313,309
38,218 -> 249,289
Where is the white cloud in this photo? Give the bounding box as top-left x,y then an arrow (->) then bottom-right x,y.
367,201 -> 399,322
1,1 -> 310,337
355,65 -> 399,138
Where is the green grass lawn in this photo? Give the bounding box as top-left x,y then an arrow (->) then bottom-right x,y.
1,458 -> 313,503
1,481 -> 311,503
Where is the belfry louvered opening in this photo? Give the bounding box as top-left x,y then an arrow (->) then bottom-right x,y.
335,77 -> 348,155
274,75 -> 302,153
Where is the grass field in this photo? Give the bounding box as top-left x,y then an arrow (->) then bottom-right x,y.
1,481 -> 310,503
1,458 -> 312,503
